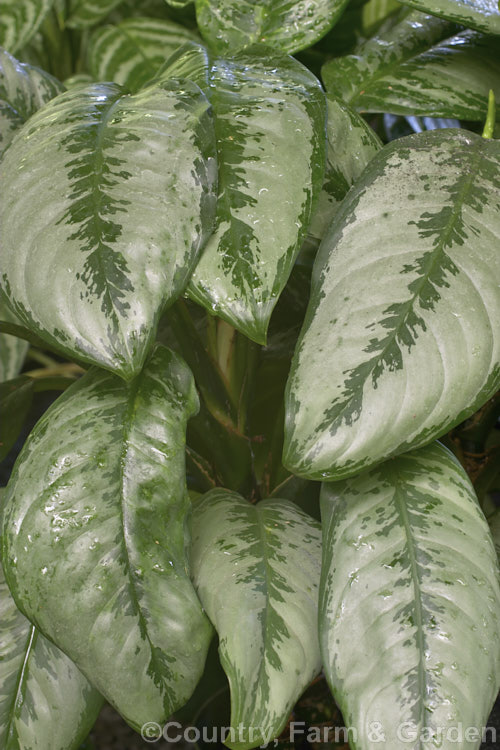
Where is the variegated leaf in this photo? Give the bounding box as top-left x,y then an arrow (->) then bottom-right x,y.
0,0 -> 53,54
87,17 -> 199,92
399,0 -> 500,35
0,47 -> 63,158
284,129 -> 500,480
1,345 -> 213,729
0,302 -> 28,384
195,0 -> 349,55
322,12 -> 500,120
191,490 -> 322,750
151,41 -> 209,91
0,552 -> 103,749
65,0 -> 127,28
0,80 -> 217,379
166,0 -> 193,7
319,442 -> 500,749
308,97 -> 381,245
187,48 -> 326,344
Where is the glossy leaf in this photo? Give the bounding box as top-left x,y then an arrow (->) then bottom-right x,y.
308,97 -> 381,244
0,80 -> 217,379
88,17 -> 199,91
1,345 -> 213,729
0,302 -> 28,384
322,12 -> 500,120
399,0 -> 500,35
284,129 -> 500,480
0,553 -> 103,749
195,0 -> 349,55
0,377 -> 33,461
191,490 -> 322,750
0,0 -> 53,54
319,442 -> 500,749
0,47 -> 64,158
151,41 -> 209,91
65,0 -> 127,28
188,48 -> 326,344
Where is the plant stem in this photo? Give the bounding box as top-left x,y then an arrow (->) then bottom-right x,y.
482,89 -> 496,139
26,348 -> 58,368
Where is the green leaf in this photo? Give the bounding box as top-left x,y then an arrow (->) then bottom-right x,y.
362,0 -> 401,34
307,97 -> 381,244
0,80 -> 217,380
191,490 -> 322,750
319,442 -> 500,749
1,345 -> 213,729
0,377 -> 33,461
0,0 -> 53,54
0,47 -> 64,158
0,303 -> 28,384
187,48 -> 326,344
284,129 -> 500,480
399,0 -> 500,35
88,17 -> 199,92
65,0 -> 127,28
165,0 -> 193,7
323,12 -> 500,120
195,0 -> 349,55
0,553 -> 103,749
489,509 -> 500,562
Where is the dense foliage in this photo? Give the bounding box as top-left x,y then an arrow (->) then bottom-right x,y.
0,0 -> 499,748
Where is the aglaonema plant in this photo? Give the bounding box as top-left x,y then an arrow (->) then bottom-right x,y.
0,0 -> 499,749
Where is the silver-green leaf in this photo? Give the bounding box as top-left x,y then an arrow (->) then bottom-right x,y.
1,345 -> 213,729
0,80 -> 217,379
320,442 -> 500,749
322,11 -> 500,120
195,0 -> 349,55
307,96 -> 381,245
191,490 -> 322,750
0,46 -> 64,158
0,0 -> 53,54
187,48 -> 326,344
0,553 -> 103,750
399,0 -> 500,35
284,129 -> 500,480
87,17 -> 199,92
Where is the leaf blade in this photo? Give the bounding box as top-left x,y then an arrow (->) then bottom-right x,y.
87,17 -> 199,91
195,0 -> 349,55
0,549 -> 103,750
319,442 -> 500,749
1,345 -> 213,729
399,0 -> 500,35
0,80 -> 217,379
191,490 -> 322,749
187,49 -> 326,343
284,129 -> 500,480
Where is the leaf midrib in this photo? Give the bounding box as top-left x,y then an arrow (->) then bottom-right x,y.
85,92 -> 131,359
4,624 -> 37,748
117,376 -> 171,706
392,482 -> 427,743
